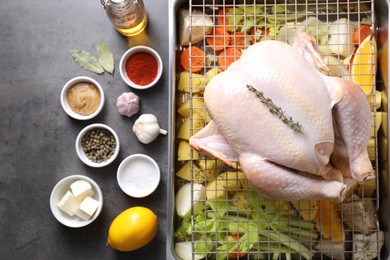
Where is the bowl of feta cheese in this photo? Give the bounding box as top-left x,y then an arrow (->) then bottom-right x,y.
50,175 -> 103,228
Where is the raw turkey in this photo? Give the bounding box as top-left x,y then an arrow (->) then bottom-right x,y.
189,32 -> 373,201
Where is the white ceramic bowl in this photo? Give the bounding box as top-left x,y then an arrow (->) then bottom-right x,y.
75,123 -> 120,168
117,154 -> 160,198
60,76 -> 105,120
119,46 -> 163,89
50,175 -> 103,228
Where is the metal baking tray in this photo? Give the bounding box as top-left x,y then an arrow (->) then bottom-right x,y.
167,0 -> 389,259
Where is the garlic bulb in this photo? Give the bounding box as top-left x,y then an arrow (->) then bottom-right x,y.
116,92 -> 140,117
133,114 -> 167,144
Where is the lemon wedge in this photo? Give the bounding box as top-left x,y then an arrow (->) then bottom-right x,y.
367,90 -> 382,111
351,36 -> 377,95
371,112 -> 383,138
379,41 -> 388,90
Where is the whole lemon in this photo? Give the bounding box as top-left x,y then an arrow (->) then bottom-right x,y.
107,206 -> 158,251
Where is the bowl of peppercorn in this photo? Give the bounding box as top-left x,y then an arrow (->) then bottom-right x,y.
75,123 -> 120,168
119,45 -> 163,90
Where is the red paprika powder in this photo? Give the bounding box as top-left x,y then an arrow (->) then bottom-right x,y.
125,52 -> 158,86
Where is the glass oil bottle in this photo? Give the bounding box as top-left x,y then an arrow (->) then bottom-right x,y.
101,0 -> 147,37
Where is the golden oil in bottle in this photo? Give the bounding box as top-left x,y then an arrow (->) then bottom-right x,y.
103,0 -> 147,37
114,14 -> 147,36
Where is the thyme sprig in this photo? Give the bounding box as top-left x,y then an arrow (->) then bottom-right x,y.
246,84 -> 304,133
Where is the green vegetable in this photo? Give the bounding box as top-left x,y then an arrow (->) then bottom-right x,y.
174,189 -> 318,260
71,49 -> 104,74
97,41 -> 114,74
267,14 -> 305,25
245,5 -> 265,15
225,7 -> 245,32
225,4 -> 306,34
295,17 -> 328,46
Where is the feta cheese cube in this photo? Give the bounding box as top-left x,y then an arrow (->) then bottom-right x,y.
74,208 -> 90,221
70,180 -> 94,201
57,191 -> 79,216
75,196 -> 100,220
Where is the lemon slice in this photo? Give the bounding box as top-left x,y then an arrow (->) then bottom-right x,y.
379,41 -> 388,90
351,36 -> 377,95
367,90 -> 382,111
371,112 -> 382,137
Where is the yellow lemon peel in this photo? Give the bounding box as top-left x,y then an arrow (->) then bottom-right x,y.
107,206 -> 158,251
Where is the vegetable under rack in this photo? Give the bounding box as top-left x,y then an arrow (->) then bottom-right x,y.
174,0 -> 384,259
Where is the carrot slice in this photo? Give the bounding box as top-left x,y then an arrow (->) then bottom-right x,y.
314,200 -> 345,242
230,32 -> 247,48
218,47 -> 242,70
206,27 -> 231,51
353,25 -> 372,45
180,46 -> 205,72
217,8 -> 233,32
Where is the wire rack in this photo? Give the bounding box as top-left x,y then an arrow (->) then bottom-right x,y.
174,0 -> 383,259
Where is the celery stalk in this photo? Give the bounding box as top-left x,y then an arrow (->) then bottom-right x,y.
175,188 -> 318,260
224,4 -> 307,34
260,231 -> 313,260
243,6 -> 265,15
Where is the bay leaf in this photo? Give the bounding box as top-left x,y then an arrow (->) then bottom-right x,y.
97,41 -> 114,74
71,49 -> 104,74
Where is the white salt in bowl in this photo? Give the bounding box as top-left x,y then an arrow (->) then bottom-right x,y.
117,154 -> 160,198
49,175 -> 103,228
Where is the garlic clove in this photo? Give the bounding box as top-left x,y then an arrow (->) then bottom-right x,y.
116,92 -> 140,117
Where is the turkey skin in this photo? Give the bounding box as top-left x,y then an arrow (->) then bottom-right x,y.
189,33 -> 373,201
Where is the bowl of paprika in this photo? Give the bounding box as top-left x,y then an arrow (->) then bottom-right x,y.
119,46 -> 163,90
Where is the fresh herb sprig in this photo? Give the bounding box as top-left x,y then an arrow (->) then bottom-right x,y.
246,84 -> 304,133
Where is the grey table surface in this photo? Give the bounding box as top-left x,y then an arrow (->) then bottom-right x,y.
0,0 -> 171,259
